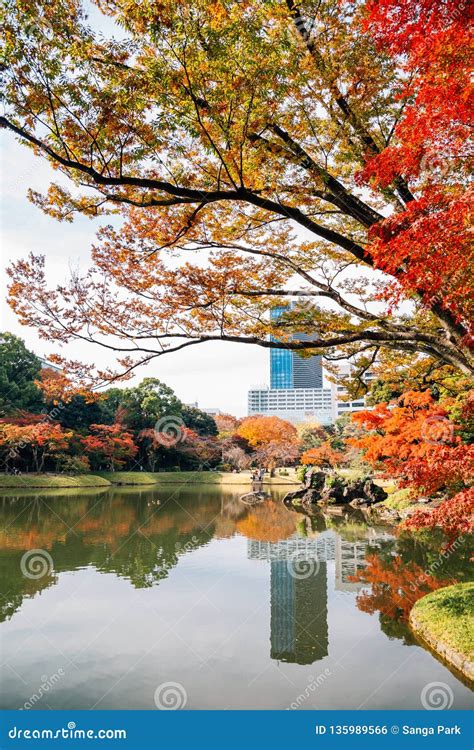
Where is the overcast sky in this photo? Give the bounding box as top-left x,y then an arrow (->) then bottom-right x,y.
1,136 -> 273,417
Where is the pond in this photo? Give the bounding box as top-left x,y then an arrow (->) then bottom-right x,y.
0,486 -> 471,710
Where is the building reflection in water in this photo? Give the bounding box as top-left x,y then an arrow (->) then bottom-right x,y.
247,531 -> 394,666
269,559 -> 328,664
248,534 -> 333,665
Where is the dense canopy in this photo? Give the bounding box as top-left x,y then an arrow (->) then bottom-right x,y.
2,0 -> 473,389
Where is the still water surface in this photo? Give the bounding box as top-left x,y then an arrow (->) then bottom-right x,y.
0,486 -> 472,710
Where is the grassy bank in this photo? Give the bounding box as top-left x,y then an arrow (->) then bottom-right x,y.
410,583 -> 474,682
98,470 -> 301,486
0,474 -> 111,488
0,470 -> 301,489
96,471 -> 158,485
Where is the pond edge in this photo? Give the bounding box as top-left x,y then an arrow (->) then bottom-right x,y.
409,609 -> 474,685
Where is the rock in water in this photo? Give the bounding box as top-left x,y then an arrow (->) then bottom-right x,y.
284,472 -> 387,508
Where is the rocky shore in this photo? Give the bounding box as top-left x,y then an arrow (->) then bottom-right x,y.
283,468 -> 387,513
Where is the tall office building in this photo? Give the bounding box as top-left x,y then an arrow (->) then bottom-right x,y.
247,387 -> 333,425
247,535 -> 331,666
330,362 -> 376,421
248,306 -> 377,424
248,304 -> 328,424
269,305 -> 323,390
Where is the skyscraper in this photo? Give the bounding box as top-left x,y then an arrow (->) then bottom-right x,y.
269,304 -> 323,390
269,306 -> 293,389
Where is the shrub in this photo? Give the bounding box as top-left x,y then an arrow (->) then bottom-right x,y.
55,454 -> 90,474
296,465 -> 307,483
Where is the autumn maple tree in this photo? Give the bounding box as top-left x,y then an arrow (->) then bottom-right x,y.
214,414 -> 241,438
237,502 -> 297,542
1,0 -> 472,391
0,421 -> 73,472
301,440 -> 345,469
352,390 -> 474,539
353,554 -> 453,623
237,415 -> 299,471
81,423 -> 138,471
351,391 -> 474,493
237,416 -> 298,448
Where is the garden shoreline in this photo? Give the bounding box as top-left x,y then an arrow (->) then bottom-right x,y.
0,471 -> 302,489
409,584 -> 474,685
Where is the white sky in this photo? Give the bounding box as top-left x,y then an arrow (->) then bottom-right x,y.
1,3 -> 273,418
0,3 -> 387,418
1,136 -> 270,417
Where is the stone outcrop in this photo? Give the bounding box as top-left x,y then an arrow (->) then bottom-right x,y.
284,472 -> 387,509
317,476 -> 387,507
283,468 -> 326,509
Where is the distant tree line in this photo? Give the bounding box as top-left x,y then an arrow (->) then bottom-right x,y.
0,333 -> 358,475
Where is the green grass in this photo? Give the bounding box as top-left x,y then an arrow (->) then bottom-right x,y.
411,583 -> 474,662
0,473 -> 111,488
152,471 -> 300,485
336,468 -> 387,488
0,470 -> 301,490
96,471 -> 158,485
379,479 -> 398,493
382,487 -> 414,510
336,468 -> 368,481
0,486 -> 111,499
97,470 -> 301,486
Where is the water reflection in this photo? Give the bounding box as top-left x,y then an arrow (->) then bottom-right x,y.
270,560 -> 328,664
0,487 -> 472,709
0,488 -> 222,623
248,531 -> 397,665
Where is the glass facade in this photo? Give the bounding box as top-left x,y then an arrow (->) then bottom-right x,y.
270,306 -> 293,389
270,347 -> 293,389
270,559 -> 328,664
270,305 -> 322,389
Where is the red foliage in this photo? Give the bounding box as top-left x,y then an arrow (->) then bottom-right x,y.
353,389 -> 474,539
81,423 -> 138,470
0,411 -> 47,425
404,489 -> 474,543
0,421 -> 73,471
301,441 -> 345,468
0,421 -> 72,448
353,553 -> 453,622
368,189 -> 473,332
361,0 -> 472,183
351,390 -> 474,495
358,0 -> 473,331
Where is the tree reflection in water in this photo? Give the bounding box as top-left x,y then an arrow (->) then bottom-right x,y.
350,531 -> 471,644
0,489 -> 471,660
